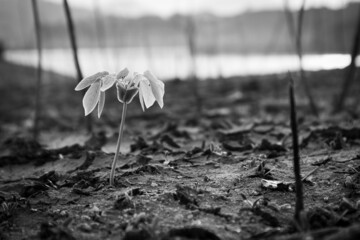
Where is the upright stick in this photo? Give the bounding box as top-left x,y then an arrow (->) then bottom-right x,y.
31,0 -> 42,141
63,0 -> 92,132
289,74 -> 304,224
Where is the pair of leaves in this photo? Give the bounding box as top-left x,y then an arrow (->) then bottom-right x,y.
74,69 -> 131,117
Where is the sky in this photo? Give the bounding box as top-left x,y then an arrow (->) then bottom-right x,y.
46,0 -> 360,17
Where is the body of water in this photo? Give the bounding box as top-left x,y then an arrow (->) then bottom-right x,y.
4,46 -> 359,80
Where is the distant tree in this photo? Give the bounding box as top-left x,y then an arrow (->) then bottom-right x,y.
0,40 -> 4,61
141,20 -> 153,70
31,0 -> 43,141
63,0 -> 92,132
92,0 -> 110,68
63,0 -> 83,83
186,16 -> 202,114
284,0 -> 319,117
334,5 -> 360,112
214,17 -> 223,80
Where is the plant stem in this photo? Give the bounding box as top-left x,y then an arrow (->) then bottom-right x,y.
110,103 -> 127,186
289,75 -> 304,224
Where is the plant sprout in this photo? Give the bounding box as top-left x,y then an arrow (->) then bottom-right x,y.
75,68 -> 164,186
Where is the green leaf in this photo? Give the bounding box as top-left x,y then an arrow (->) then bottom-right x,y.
100,74 -> 116,92
82,80 -> 101,116
116,68 -> 129,79
139,89 -> 145,111
144,70 -> 164,108
138,79 -> 155,111
98,91 -> 105,118
75,71 -> 109,91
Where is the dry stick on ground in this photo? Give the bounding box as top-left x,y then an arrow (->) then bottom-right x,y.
335,6 -> 360,112
31,0 -> 43,141
284,0 -> 319,117
63,0 -> 92,132
186,16 -> 202,115
289,74 -> 304,225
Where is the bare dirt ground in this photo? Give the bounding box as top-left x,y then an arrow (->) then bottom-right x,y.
1,61 -> 360,240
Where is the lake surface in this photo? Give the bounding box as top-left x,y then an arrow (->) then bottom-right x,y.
4,46 -> 359,80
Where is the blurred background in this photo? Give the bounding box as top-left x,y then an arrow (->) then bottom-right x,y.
1,0 -> 360,143
1,0 -> 360,79
2,2 -> 360,237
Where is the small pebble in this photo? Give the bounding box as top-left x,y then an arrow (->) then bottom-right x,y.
323,180 -> 331,186
133,212 -> 147,222
250,190 -> 261,196
279,203 -> 292,210
151,182 -> 158,187
90,222 -> 99,229
225,225 -> 242,233
345,176 -> 354,189
356,200 -> 360,209
324,196 -> 329,203
203,176 -> 210,182
191,219 -> 202,225
339,197 -> 356,212
60,210 -> 68,217
87,205 -> 100,213
174,213 -> 184,221
114,194 -> 134,210
78,223 -> 92,232
81,215 -> 91,221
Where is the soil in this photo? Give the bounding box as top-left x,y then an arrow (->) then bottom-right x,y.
1,61 -> 360,240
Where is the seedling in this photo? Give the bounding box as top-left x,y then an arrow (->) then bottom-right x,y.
75,68 -> 164,186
